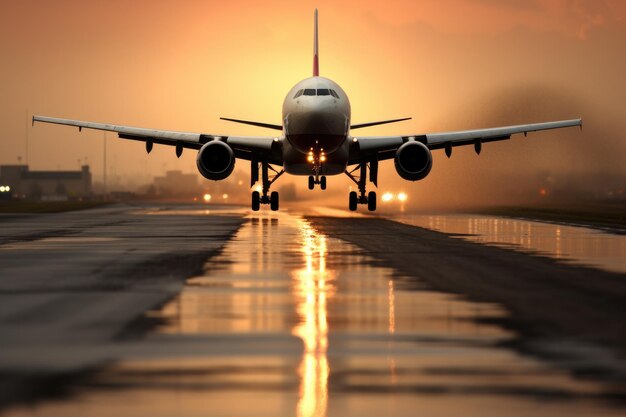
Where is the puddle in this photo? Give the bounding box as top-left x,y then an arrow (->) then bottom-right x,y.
393,214 -> 626,274
6,212 -> 621,417
139,205 -> 249,217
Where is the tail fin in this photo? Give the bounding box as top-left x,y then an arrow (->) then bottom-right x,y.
313,9 -> 319,77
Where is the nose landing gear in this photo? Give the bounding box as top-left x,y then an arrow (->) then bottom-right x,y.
251,161 -> 284,211
308,175 -> 327,190
345,160 -> 378,212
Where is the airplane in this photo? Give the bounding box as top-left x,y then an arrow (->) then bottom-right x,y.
33,10 -> 582,212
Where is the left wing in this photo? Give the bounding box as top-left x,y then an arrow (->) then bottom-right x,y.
349,118 -> 582,164
33,115 -> 282,164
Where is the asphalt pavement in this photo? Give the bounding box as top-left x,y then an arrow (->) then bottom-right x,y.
0,203 -> 623,416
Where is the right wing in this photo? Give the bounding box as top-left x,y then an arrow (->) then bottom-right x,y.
350,118 -> 582,163
33,115 -> 283,164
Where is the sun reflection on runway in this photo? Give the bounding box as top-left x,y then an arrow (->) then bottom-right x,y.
291,220 -> 335,417
397,214 -> 626,273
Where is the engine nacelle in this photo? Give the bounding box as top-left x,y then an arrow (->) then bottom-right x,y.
394,141 -> 433,181
196,141 -> 235,180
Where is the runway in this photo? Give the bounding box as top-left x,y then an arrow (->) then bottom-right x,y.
0,203 -> 623,416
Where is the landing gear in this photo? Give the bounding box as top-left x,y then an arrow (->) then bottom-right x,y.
270,191 -> 279,211
349,191 -> 357,211
251,161 -> 284,211
345,159 -> 379,212
308,175 -> 327,190
251,191 -> 260,211
368,191 -> 377,211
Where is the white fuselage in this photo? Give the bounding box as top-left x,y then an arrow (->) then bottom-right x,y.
281,77 -> 351,175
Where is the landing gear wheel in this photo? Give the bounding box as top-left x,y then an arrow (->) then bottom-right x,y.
349,191 -> 358,211
308,176 -> 315,190
320,176 -> 327,190
367,191 -> 377,211
270,191 -> 279,211
251,191 -> 260,211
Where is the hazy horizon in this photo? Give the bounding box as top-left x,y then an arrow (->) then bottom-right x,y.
1,0 -> 624,209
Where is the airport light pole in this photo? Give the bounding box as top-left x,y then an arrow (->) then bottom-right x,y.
103,132 -> 107,196
25,108 -> 29,165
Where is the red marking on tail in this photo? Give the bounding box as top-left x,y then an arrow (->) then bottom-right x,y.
313,9 -> 319,76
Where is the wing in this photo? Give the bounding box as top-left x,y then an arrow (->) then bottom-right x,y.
32,115 -> 283,165
349,119 -> 582,164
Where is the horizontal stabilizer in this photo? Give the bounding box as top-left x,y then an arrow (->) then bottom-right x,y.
351,117 -> 411,130
220,117 -> 282,131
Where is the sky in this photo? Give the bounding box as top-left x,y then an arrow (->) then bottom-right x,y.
1,0 -> 624,208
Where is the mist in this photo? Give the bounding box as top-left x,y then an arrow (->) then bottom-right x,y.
1,1 -> 624,211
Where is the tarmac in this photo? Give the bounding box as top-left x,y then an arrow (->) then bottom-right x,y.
0,203 -> 623,416
0,204 -> 245,405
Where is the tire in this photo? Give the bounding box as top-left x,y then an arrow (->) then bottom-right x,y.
270,191 -> 279,211
349,191 -> 357,211
367,191 -> 377,211
320,176 -> 327,190
251,191 -> 260,211
308,176 -> 315,190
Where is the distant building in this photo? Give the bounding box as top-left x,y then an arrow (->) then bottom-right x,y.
153,170 -> 201,197
0,165 -> 92,200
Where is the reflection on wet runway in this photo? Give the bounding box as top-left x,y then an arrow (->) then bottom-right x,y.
394,214 -> 626,273
6,211 -> 621,417
292,220 -> 331,417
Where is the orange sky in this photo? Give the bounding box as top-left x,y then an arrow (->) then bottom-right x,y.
1,0 -> 625,207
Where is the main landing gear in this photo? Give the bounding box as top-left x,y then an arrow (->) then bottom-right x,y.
345,160 -> 378,212
251,161 -> 284,211
308,175 -> 327,190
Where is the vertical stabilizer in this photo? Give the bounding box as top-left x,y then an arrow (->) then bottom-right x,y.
313,9 -> 319,76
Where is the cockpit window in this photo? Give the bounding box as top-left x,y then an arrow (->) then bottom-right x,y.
296,88 -> 340,98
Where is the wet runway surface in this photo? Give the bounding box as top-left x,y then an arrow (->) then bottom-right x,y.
393,214 -> 626,274
0,204 -> 624,416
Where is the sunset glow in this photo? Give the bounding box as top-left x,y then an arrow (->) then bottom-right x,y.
1,1 -> 624,208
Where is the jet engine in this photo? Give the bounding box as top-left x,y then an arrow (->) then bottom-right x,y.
196,141 -> 235,180
394,141 -> 432,181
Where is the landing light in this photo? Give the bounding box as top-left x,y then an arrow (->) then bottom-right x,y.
203,193 -> 211,202
381,192 -> 408,203
307,155 -> 314,162
0,186 -> 9,193
320,155 -> 326,162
